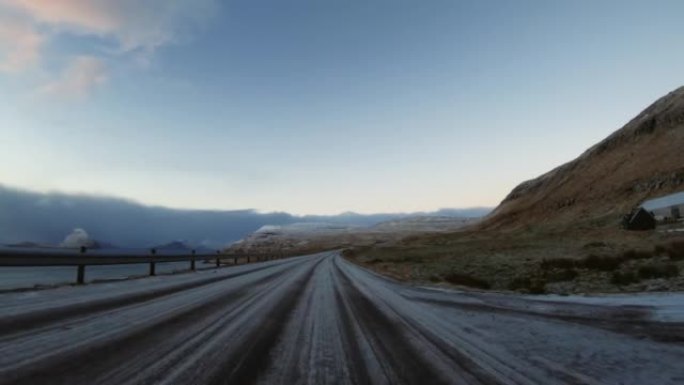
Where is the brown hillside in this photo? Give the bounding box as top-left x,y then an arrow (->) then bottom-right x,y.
481,86 -> 684,231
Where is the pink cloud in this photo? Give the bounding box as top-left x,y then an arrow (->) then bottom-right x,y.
2,0 -> 217,53
4,0 -> 119,33
1,0 -> 216,97
38,56 -> 107,98
0,16 -> 43,72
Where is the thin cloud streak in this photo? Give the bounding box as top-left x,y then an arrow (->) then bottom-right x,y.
38,55 -> 107,98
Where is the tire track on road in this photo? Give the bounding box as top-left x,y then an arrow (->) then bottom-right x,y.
334,259 -> 491,385
0,258 -> 315,385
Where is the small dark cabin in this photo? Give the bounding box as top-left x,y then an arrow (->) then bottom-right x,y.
623,208 -> 656,231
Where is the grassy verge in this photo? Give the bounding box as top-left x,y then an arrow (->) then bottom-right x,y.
343,229 -> 684,294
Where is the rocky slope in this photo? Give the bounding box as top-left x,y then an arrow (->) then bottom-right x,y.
481,86 -> 684,230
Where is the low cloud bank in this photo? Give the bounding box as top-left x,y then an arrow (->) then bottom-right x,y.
0,185 -> 491,248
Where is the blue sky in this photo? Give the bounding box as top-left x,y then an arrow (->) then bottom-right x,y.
1,0 -> 683,215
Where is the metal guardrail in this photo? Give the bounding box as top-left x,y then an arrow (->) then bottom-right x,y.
0,248 -> 282,285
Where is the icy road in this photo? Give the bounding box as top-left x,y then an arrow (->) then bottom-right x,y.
1,252 -> 683,385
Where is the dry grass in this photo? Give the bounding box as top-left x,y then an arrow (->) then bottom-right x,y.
638,263 -> 680,279
664,240 -> 684,260
347,229 -> 684,294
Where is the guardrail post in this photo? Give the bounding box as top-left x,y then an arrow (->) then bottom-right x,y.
150,248 -> 156,276
247,255 -> 250,263
234,256 -> 237,265
191,250 -> 196,271
76,264 -> 85,284
76,246 -> 87,284
215,251 -> 220,268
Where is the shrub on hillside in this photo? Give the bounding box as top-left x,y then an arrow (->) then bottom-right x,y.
665,240 -> 684,261
638,264 -> 680,279
443,273 -> 491,290
583,241 -> 607,248
581,255 -> 623,271
341,249 -> 357,259
622,249 -> 653,260
508,277 -> 546,294
611,271 -> 641,286
545,269 -> 579,282
540,258 -> 576,270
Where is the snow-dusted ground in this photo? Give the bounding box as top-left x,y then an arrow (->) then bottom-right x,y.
1,252 -> 683,384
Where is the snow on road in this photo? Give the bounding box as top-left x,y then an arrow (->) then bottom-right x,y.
1,252 -> 683,385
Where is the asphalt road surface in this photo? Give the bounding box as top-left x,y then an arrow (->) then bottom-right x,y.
1,252 -> 683,385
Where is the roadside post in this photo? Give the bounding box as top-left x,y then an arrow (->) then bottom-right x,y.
77,246 -> 87,284
149,248 -> 157,276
